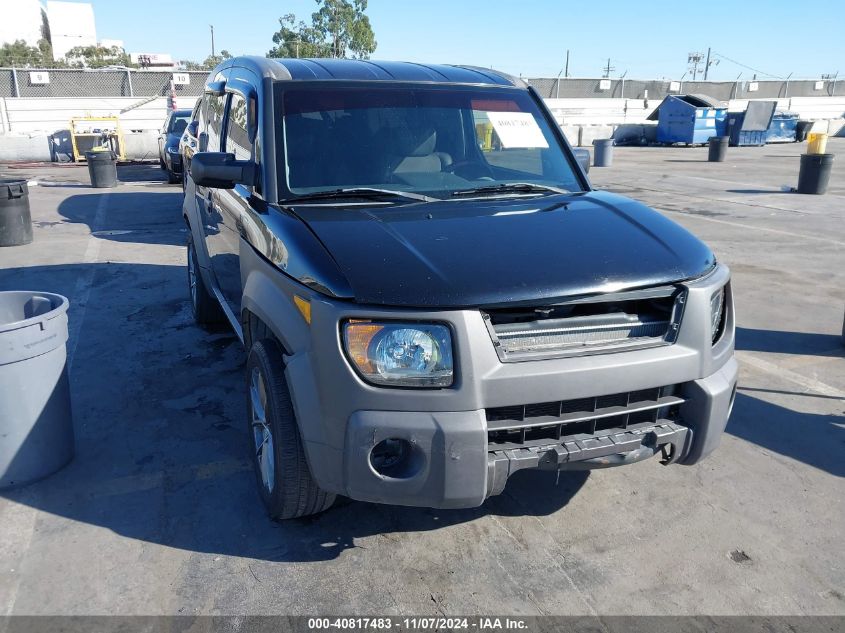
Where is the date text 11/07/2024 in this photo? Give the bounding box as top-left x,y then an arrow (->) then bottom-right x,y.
307,617 -> 529,630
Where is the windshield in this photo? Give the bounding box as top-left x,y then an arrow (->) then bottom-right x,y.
168,115 -> 191,134
279,84 -> 584,201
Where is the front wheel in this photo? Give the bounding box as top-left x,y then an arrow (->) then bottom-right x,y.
247,339 -> 335,520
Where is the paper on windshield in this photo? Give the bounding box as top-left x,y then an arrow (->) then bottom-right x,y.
486,112 -> 549,149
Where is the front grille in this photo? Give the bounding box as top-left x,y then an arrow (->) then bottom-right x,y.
482,285 -> 686,362
486,385 -> 683,449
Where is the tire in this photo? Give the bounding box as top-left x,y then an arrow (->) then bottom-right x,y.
246,338 -> 336,520
167,169 -> 179,184
187,232 -> 224,326
159,156 -> 166,169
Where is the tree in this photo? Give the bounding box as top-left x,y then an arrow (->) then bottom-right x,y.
178,51 -> 232,71
268,14 -> 329,59
64,45 -> 132,69
0,39 -> 55,67
268,0 -> 376,60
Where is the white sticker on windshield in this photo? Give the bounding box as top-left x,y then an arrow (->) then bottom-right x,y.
486,112 -> 549,149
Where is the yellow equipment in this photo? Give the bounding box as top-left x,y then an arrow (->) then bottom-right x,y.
69,117 -> 126,162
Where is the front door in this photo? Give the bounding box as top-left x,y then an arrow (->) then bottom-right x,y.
209,89 -> 256,309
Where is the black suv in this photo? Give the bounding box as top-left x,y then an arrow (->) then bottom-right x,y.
183,57 -> 736,520
157,108 -> 192,183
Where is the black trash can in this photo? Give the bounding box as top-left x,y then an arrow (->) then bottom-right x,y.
708,136 -> 729,162
797,153 -> 834,195
0,180 -> 33,247
795,120 -> 813,143
85,150 -> 118,188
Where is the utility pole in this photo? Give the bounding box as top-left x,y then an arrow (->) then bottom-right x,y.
601,58 -> 615,78
687,52 -> 705,81
704,48 -> 711,80
210,25 -> 215,58
821,72 -> 838,96
564,49 -> 570,78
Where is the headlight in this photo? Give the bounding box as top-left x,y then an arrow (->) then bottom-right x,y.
167,146 -> 179,153
343,321 -> 454,388
710,287 -> 726,343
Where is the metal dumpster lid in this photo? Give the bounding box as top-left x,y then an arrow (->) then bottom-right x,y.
739,100 -> 777,131
647,93 -> 727,120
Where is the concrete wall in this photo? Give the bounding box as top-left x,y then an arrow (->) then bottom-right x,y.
0,96 -> 199,135
0,95 -> 842,159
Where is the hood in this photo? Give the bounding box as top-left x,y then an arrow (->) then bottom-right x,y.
293,191 -> 715,308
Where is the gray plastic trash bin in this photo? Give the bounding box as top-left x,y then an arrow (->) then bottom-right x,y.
0,180 -> 33,247
797,153 -> 834,195
0,291 -> 74,488
85,150 -> 117,188
592,139 -> 614,167
708,136 -> 729,162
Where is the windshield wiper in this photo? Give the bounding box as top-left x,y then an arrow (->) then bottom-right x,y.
285,187 -> 435,204
450,182 -> 570,198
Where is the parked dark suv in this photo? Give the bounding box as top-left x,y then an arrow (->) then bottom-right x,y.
184,57 -> 737,520
158,108 -> 192,183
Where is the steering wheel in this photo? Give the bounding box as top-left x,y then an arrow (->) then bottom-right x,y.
443,160 -> 494,180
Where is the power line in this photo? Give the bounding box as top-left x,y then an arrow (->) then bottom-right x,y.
710,51 -> 782,79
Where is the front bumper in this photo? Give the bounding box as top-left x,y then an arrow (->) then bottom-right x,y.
166,151 -> 183,173
342,357 -> 737,508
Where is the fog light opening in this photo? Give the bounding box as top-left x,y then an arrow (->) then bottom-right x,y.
369,438 -> 422,479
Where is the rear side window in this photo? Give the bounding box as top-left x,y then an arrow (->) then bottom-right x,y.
225,93 -> 252,161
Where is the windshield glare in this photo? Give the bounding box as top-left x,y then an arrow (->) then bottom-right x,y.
280,85 -> 583,200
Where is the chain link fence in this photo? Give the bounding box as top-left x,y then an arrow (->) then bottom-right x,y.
527,77 -> 842,100
0,68 -> 840,101
0,68 -> 209,98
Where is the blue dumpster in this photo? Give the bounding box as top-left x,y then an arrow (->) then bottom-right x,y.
766,111 -> 800,143
649,94 -> 728,145
727,101 -> 776,147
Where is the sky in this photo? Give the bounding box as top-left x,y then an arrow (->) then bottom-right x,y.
86,0 -> 841,80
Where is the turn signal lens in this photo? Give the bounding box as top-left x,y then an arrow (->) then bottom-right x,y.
710,287 -> 726,343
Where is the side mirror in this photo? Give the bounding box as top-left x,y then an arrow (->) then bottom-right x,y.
191,152 -> 257,189
573,148 -> 591,174
187,120 -> 199,137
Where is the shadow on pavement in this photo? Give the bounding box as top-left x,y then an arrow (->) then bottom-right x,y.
724,189 -> 790,195
115,163 -> 170,183
0,260 -> 590,563
58,190 -> 187,246
736,326 -> 844,358
728,392 -> 844,477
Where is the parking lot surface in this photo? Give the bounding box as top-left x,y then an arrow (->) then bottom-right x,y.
0,141 -> 843,616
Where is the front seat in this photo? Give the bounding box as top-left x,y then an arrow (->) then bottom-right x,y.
393,128 -> 452,175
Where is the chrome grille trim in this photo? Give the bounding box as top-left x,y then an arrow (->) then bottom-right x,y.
482,285 -> 687,362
